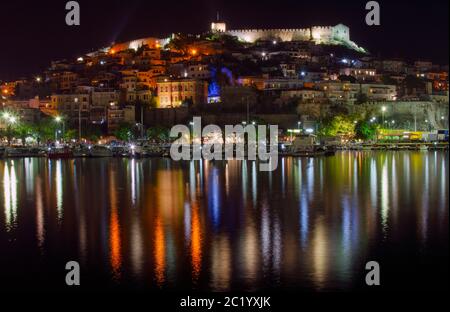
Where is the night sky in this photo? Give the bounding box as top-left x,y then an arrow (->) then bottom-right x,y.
0,0 -> 448,80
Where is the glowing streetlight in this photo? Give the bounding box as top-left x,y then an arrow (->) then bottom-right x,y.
381,106 -> 387,126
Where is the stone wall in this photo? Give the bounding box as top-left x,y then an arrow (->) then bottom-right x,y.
227,24 -> 350,44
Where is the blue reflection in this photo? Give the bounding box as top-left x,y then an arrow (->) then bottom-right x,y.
208,168 -> 220,229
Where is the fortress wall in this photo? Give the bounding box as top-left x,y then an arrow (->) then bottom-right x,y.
110,37 -> 170,52
227,25 -> 349,44
227,28 -> 311,43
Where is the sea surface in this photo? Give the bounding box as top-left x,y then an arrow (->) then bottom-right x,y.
0,151 -> 448,292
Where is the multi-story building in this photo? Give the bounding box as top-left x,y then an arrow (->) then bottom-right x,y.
185,63 -> 211,79
376,59 -> 406,74
315,81 -> 397,103
124,89 -> 154,104
280,89 -> 325,103
156,78 -> 208,108
47,71 -> 79,91
339,68 -> 376,81
121,76 -> 138,91
107,105 -> 136,132
50,93 -> 90,122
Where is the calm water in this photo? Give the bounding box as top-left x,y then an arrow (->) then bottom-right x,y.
0,151 -> 448,292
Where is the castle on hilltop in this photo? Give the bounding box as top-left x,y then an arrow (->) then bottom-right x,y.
211,19 -> 365,52
106,17 -> 366,54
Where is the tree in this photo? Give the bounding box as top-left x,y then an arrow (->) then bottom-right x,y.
83,123 -> 103,142
355,92 -> 369,105
338,75 -> 357,83
32,118 -> 57,144
381,74 -> 397,85
319,114 -> 356,138
0,127 -> 15,146
147,126 -> 170,142
64,129 -> 78,141
15,123 -> 34,145
355,120 -> 378,140
297,102 -> 322,120
114,122 -> 134,141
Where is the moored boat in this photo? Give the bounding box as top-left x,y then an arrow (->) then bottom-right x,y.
89,145 -> 113,157
285,134 -> 335,157
48,147 -> 73,158
4,147 -> 46,158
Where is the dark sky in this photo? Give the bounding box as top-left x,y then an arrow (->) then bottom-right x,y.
0,0 -> 448,80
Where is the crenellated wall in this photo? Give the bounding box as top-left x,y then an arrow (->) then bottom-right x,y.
226,24 -> 351,45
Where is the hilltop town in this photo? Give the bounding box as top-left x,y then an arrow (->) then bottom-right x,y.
1,19 -> 448,143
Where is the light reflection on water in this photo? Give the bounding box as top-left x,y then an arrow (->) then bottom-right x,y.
0,151 -> 448,291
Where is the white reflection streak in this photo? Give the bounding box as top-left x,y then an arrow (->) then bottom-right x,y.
251,161 -> 257,207
184,202 -> 191,246
210,235 -> 231,291
3,163 -> 13,230
242,220 -> 258,284
370,159 -> 377,208
261,201 -> 270,272
441,157 -> 447,217
36,177 -> 45,249
281,158 -> 285,194
312,217 -> 328,289
56,160 -> 63,220
25,159 -> 34,195
342,196 -> 351,255
272,214 -> 281,279
421,155 -> 429,243
299,190 -> 309,248
381,159 -> 389,235
391,156 -> 398,217
242,161 -> 247,204
131,159 -> 136,205
225,162 -> 229,196
190,161 -> 196,198
130,215 -> 143,276
307,159 -> 314,197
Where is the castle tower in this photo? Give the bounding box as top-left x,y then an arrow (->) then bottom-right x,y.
211,12 -> 226,33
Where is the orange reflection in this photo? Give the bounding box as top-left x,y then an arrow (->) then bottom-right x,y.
191,202 -> 202,281
154,216 -> 166,286
109,169 -> 122,280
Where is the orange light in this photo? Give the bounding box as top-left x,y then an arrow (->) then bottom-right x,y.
110,49 -> 116,55
2,89 -> 8,94
191,49 -> 198,56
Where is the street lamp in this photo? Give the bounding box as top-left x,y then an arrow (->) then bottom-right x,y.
75,97 -> 81,141
381,106 -> 386,127
55,116 -> 65,141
